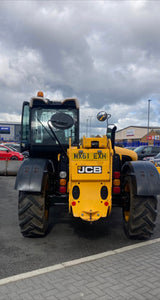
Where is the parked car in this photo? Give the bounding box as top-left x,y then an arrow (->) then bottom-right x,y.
145,153 -> 160,166
134,145 -> 160,160
3,142 -> 20,152
0,145 -> 24,161
3,143 -> 29,158
125,146 -> 136,151
143,152 -> 160,161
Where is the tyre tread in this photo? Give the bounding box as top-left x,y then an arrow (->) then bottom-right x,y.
123,177 -> 157,239
18,192 -> 48,237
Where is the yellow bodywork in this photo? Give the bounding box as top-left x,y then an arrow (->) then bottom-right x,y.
115,146 -> 138,161
156,166 -> 160,174
67,136 -> 113,222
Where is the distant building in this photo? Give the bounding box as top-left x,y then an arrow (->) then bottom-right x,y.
115,126 -> 160,147
0,122 -> 21,142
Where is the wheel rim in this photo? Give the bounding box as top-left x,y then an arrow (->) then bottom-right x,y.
45,209 -> 49,220
124,180 -> 130,222
43,175 -> 49,222
124,211 -> 130,222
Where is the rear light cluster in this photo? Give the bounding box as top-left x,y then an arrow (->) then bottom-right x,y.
100,186 -> 109,206
113,171 -> 121,194
72,185 -> 80,206
59,171 -> 67,194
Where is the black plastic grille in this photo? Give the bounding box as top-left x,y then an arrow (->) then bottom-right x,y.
101,186 -> 108,200
72,185 -> 80,200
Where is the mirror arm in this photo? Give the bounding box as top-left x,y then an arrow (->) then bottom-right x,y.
37,117 -> 56,141
48,121 -> 67,158
111,126 -> 117,149
36,116 -> 68,158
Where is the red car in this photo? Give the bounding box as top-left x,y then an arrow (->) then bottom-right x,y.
0,145 -> 24,161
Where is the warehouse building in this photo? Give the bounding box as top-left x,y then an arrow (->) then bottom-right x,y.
115,126 -> 160,147
1,122 -> 160,146
0,122 -> 21,142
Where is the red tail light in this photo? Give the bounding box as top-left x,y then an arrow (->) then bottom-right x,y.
113,187 -> 121,194
113,171 -> 121,194
59,186 -> 66,193
113,171 -> 120,179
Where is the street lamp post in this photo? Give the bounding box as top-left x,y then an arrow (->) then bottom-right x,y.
88,116 -> 94,137
147,99 -> 151,145
86,118 -> 89,137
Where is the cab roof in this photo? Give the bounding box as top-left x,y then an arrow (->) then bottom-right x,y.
30,96 -> 79,109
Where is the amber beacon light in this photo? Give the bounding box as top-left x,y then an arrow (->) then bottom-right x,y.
37,91 -> 44,97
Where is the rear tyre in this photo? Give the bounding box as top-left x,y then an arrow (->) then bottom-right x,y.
123,176 -> 157,239
18,192 -> 49,237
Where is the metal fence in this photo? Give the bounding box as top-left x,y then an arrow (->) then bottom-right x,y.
115,141 -> 160,148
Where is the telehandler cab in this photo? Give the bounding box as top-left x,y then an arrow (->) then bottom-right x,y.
15,92 -> 160,239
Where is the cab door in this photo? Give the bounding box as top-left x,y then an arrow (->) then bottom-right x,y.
21,102 -> 30,152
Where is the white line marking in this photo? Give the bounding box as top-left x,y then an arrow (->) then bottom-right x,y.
0,237 -> 160,286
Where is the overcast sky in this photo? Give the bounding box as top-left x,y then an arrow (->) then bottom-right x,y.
0,0 -> 160,136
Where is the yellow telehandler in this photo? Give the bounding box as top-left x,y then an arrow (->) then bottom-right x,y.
15,92 -> 160,239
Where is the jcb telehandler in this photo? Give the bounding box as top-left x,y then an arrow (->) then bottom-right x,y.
15,92 -> 160,239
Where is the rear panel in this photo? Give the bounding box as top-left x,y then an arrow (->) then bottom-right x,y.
68,137 -> 113,221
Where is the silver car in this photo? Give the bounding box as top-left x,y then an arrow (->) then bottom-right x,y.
148,153 -> 160,166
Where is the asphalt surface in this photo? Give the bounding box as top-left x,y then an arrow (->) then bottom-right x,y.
0,176 -> 160,280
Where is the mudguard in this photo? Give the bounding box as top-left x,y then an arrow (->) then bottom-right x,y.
122,161 -> 160,196
15,158 -> 54,192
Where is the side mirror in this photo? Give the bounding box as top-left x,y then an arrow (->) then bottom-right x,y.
97,110 -> 116,149
50,112 -> 74,130
97,111 -> 112,137
97,111 -> 107,122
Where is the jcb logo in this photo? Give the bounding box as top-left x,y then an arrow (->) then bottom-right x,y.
77,166 -> 102,174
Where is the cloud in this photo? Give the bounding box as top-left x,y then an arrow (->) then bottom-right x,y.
0,112 -> 21,123
0,0 -> 160,133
